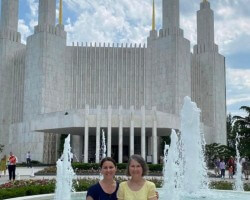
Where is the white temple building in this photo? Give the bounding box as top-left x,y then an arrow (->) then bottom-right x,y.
0,0 -> 226,164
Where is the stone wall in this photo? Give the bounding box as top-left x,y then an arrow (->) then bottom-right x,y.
65,43 -> 147,110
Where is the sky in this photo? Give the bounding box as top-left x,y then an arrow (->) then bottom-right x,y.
2,0 -> 250,117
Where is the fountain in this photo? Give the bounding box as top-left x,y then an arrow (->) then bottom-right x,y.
158,96 -> 250,199
234,132 -> 244,191
101,129 -> 107,159
99,129 -> 107,180
162,130 -> 181,200
8,97 -> 250,200
54,135 -> 76,200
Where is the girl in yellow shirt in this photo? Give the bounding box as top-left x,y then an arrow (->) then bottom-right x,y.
117,154 -> 157,200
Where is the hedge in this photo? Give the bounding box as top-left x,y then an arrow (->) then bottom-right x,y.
16,160 -> 53,167
71,162 -> 163,171
72,163 -> 100,170
148,164 -> 163,171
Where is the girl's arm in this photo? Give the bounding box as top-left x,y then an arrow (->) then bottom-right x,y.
86,196 -> 94,200
148,182 -> 158,200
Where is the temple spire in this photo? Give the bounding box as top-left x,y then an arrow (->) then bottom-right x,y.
59,0 -> 63,25
152,0 -> 156,31
197,0 -> 214,44
162,0 -> 180,29
38,0 -> 56,26
0,0 -> 19,31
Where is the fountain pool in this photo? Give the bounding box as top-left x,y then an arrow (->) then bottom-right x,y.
8,189 -> 250,200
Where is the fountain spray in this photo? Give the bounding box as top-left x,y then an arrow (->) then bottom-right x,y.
234,132 -> 244,191
54,135 -> 76,200
101,129 -> 107,159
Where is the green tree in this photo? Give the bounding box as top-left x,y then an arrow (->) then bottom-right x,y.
233,106 -> 250,157
227,113 -> 236,149
233,106 -> 250,127
205,143 -> 234,168
160,136 -> 171,155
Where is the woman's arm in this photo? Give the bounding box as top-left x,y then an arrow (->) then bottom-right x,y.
147,181 -> 158,200
86,196 -> 94,200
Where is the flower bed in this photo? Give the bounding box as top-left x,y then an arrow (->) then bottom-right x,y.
0,178 -> 161,199
0,180 -> 55,199
0,178 -> 249,199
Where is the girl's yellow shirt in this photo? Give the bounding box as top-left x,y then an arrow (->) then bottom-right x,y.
117,180 -> 156,200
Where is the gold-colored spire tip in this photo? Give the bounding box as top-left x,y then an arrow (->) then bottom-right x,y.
59,0 -> 63,25
152,0 -> 156,31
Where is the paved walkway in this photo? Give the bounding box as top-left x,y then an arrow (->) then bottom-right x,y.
0,167 -> 47,185
0,167 -> 249,185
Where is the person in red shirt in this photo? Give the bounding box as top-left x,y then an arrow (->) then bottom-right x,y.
227,156 -> 235,175
8,152 -> 17,181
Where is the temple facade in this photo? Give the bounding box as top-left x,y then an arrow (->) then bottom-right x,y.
0,0 -> 226,164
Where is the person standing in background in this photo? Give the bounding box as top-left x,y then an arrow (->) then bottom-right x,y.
214,157 -> 220,177
26,151 -> 32,168
227,156 -> 235,175
220,158 -> 226,179
242,157 -> 249,180
8,152 -> 17,181
228,166 -> 234,179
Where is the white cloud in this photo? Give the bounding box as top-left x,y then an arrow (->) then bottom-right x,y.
18,0 -> 250,55
227,97 -> 250,106
227,68 -> 250,89
180,15 -> 197,47
64,0 -> 152,45
27,0 -> 38,18
18,0 -> 38,43
216,5 -> 235,18
18,19 -> 32,44
226,68 -> 250,116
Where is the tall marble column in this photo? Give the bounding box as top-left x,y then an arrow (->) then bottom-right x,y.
72,135 -> 82,162
84,105 -> 89,163
0,0 -> 19,31
152,121 -> 158,164
130,106 -> 134,156
107,105 -> 112,157
162,0 -> 180,29
147,136 -> 152,156
38,0 -> 56,26
152,106 -> 158,164
141,106 -> 146,159
118,106 -> 123,163
95,105 -> 101,163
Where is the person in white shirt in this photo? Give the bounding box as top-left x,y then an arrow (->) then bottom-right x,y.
26,151 -> 32,168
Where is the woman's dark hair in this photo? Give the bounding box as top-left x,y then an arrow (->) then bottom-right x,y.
126,154 -> 148,176
100,157 -> 117,168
